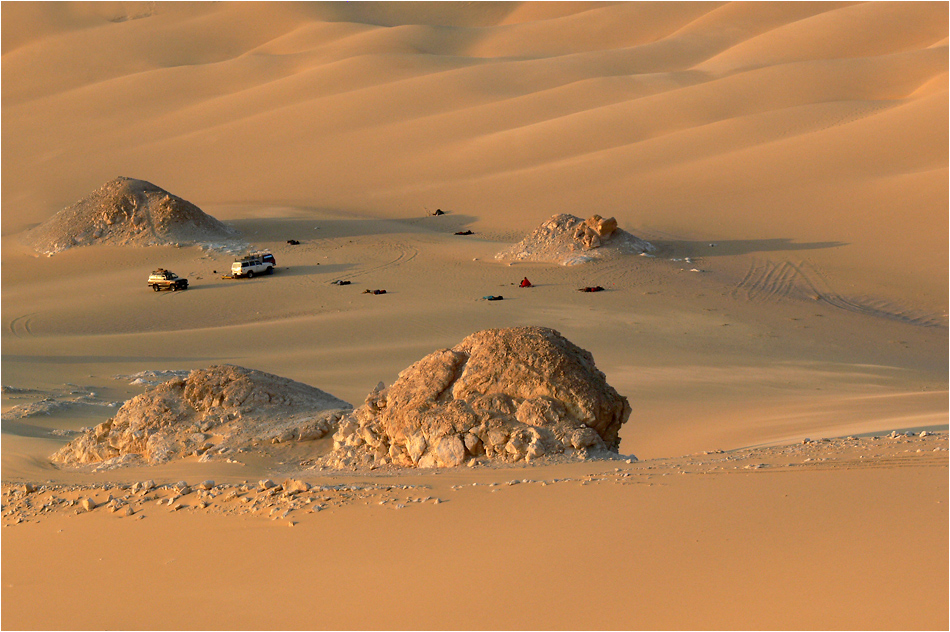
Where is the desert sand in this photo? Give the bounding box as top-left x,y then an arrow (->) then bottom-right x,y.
2,2 -> 947,630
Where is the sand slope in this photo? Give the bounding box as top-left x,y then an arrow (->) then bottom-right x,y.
2,3 -> 947,629
3,2 -> 946,310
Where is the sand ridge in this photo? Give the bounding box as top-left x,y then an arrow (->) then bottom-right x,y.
2,3 -> 947,629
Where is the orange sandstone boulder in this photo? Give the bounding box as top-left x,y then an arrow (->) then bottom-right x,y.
323,327 -> 632,469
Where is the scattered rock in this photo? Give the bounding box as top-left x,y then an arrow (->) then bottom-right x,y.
80,498 -> 96,512
282,479 -> 311,494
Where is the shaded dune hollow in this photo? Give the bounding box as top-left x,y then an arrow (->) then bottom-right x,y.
23,176 -> 238,255
51,365 -> 352,468
324,326 -> 633,470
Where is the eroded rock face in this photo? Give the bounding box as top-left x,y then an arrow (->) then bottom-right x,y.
23,176 -> 239,255
495,214 -> 653,266
573,214 -> 620,248
323,327 -> 631,469
51,365 -> 351,467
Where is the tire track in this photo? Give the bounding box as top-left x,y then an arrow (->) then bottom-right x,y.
8,314 -> 37,339
734,260 -> 802,302
789,260 -> 947,328
330,241 -> 419,283
735,258 -> 947,328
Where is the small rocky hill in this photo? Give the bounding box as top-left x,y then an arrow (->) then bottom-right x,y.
23,177 -> 239,255
51,365 -> 351,467
323,326 -> 632,469
496,214 -> 655,266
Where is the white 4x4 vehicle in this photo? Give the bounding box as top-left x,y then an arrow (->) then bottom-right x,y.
231,251 -> 275,278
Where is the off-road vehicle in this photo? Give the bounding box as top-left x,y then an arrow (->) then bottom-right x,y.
231,251 -> 275,278
148,269 -> 188,291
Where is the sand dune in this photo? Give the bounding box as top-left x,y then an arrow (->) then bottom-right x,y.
2,2 -> 947,629
4,1 -> 942,313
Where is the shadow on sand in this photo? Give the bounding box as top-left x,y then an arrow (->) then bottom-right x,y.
184,264 -> 355,286
2,354 -> 229,364
227,213 -> 478,242
650,238 -> 847,258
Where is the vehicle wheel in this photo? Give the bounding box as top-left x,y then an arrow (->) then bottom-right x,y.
266,266 -> 273,275
172,284 -> 178,291
247,270 -> 254,278
153,285 -> 160,292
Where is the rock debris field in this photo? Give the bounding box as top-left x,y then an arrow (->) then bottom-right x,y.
4,431 -> 946,528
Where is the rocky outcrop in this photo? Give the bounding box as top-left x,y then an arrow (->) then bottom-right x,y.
574,214 -> 619,249
23,176 -> 239,255
495,213 -> 654,266
323,327 -> 631,469
51,365 -> 351,467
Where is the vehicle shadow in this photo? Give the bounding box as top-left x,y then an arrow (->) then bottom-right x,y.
185,264 -> 356,287
169,283 -> 229,292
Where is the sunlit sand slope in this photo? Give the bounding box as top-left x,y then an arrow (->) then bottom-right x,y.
3,1 -> 947,308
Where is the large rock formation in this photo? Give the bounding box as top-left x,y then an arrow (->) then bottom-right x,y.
496,214 -> 654,266
323,327 -> 632,469
23,176 -> 239,255
51,365 -> 351,467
